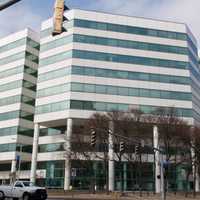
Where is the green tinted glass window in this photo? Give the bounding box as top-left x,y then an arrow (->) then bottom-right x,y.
73,34 -> 188,55
24,66 -> 37,77
25,52 -> 38,63
39,143 -> 64,152
84,84 -> 95,93
41,35 -> 73,52
0,80 -> 22,92
27,38 -> 40,50
38,67 -> 71,82
0,127 -> 18,137
0,111 -> 19,121
0,95 -> 21,106
37,83 -> 70,98
21,95 -> 35,106
0,38 -> 26,54
0,144 -> 16,152
0,66 -> 23,79
23,80 -> 36,91
18,127 -> 34,137
40,51 -> 72,67
36,101 -> 69,114
96,85 -> 107,94
73,50 -> 188,70
0,52 -> 25,65
74,19 -> 187,41
71,66 -> 190,85
69,100 -> 192,117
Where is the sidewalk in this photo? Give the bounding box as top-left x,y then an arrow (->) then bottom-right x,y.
48,192 -> 200,200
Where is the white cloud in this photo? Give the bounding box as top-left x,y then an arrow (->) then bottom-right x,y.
88,0 -> 200,47
1,0 -> 200,48
0,3 -> 42,38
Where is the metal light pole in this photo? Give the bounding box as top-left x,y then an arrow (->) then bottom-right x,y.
17,144 -> 23,180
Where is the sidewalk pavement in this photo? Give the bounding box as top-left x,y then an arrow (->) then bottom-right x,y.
48,192 -> 200,200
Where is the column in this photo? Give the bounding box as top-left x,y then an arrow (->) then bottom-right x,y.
153,125 -> 160,193
64,118 -> 73,191
11,160 -> 16,173
30,123 -> 40,183
10,160 -> 16,183
108,120 -> 115,192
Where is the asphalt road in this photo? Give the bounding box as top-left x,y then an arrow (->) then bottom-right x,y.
47,198 -> 92,200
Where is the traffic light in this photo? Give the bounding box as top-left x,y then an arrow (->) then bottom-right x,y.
119,141 -> 125,153
90,129 -> 96,147
52,0 -> 69,36
135,143 -> 140,155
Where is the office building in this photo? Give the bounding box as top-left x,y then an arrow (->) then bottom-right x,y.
0,29 -> 39,183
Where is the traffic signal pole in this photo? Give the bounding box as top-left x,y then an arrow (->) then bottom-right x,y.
0,0 -> 21,11
90,125 -> 165,200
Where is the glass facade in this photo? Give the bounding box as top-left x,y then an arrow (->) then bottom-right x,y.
38,66 -> 189,85
35,100 -> 192,118
37,83 -> 70,97
31,11 -> 199,192
40,33 -> 188,55
0,30 -> 39,177
0,38 -> 26,54
0,51 -> 25,65
0,144 -> 32,153
0,111 -> 19,121
70,100 -> 192,117
0,127 -> 18,137
71,82 -> 191,101
39,50 -> 188,69
0,65 -> 24,79
36,101 -> 69,114
73,50 -> 188,69
37,81 -> 191,101
0,95 -> 21,107
74,19 -> 187,40
36,160 -> 191,191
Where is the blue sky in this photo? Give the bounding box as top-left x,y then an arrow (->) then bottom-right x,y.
0,0 -> 200,46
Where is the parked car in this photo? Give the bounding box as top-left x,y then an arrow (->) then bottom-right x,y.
0,181 -> 47,200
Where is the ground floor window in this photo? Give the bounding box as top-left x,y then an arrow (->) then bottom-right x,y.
36,160 -> 193,191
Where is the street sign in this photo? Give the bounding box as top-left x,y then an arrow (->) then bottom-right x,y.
16,155 -> 20,162
36,170 -> 46,179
